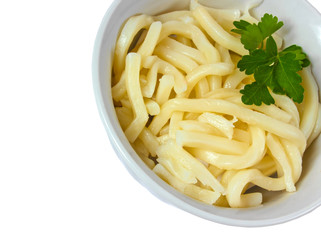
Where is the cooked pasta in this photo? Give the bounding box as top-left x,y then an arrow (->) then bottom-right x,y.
111,0 -> 321,208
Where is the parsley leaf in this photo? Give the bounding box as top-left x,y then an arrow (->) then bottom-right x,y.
240,65 -> 275,105
274,53 -> 304,103
239,24 -> 264,51
232,14 -> 310,106
258,14 -> 284,39
231,13 -> 283,51
232,20 -> 251,34
237,49 -> 270,75
281,45 -> 310,67
265,35 -> 278,57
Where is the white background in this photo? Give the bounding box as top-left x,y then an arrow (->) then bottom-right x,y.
0,0 -> 320,239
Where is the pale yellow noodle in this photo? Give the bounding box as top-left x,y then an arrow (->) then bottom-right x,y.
178,120 -> 224,136
153,164 -> 221,204
159,123 -> 170,136
183,112 -> 201,120
119,97 -> 131,109
147,57 -> 187,94
138,128 -> 159,157
194,78 -> 210,98
130,30 -> 147,53
308,104 -> 321,146
159,37 -> 207,65
158,21 -> 221,63
156,139 -> 225,194
253,155 -> 277,176
176,130 -> 249,155
266,133 -> 296,192
154,44 -> 198,73
124,53 -> 149,142
157,134 -> 170,145
280,139 -> 302,183
175,35 -> 194,47
226,169 -> 286,208
189,126 -> 266,170
208,165 -> 225,178
205,88 -> 240,99
137,21 -> 162,59
204,6 -> 240,32
115,107 -> 133,129
207,75 -> 222,91
155,75 -> 175,106
223,69 -> 247,89
113,15 -> 153,77
157,157 -> 197,184
190,0 -> 247,56
169,112 -> 184,139
142,60 -> 159,98
271,92 -> 300,127
215,42 -> 234,65
112,72 -> 126,101
180,63 -> 234,97
154,10 -> 193,23
141,55 -> 157,69
148,98 -> 306,151
198,112 -> 237,140
132,138 -> 149,157
227,95 -> 293,124
144,98 -> 160,116
220,170 -> 238,188
132,139 -> 155,169
300,67 -> 319,140
233,128 -> 251,143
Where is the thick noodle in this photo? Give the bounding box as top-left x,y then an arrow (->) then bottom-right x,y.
111,0 -> 321,208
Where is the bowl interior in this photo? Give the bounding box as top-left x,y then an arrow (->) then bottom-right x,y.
92,0 -> 321,226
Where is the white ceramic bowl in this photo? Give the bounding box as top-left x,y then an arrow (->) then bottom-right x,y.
92,0 -> 321,227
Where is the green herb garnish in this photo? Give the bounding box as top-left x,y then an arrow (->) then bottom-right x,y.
232,14 -> 310,106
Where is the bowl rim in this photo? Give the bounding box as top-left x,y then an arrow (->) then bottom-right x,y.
92,0 -> 321,227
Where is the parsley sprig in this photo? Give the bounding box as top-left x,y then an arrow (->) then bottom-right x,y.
232,14 -> 310,106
